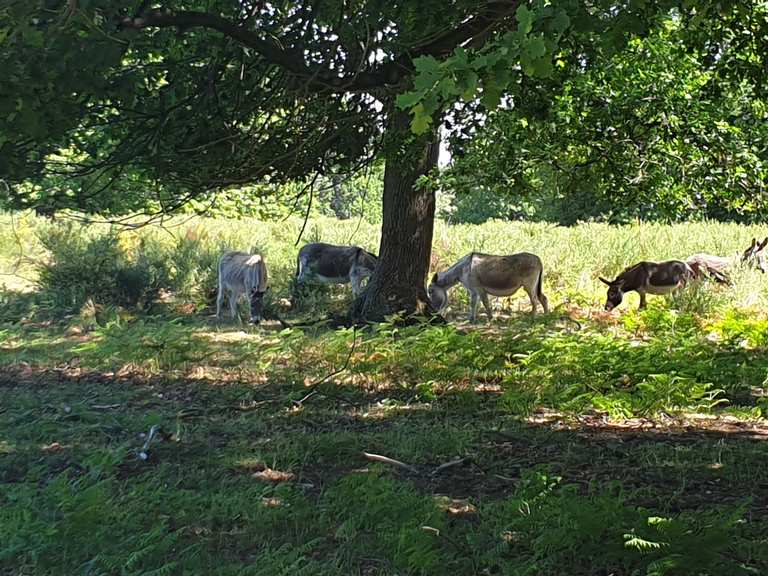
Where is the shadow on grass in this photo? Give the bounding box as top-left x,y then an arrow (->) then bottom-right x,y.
3,361 -> 768,575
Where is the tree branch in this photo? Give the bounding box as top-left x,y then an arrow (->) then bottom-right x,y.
122,10 -> 312,80
120,3 -> 521,93
414,0 -> 521,57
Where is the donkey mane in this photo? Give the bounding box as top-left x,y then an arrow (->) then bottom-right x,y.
619,261 -> 646,277
434,253 -> 473,288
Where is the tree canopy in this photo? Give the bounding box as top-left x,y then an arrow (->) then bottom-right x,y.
2,0 -> 701,214
441,12 -> 768,224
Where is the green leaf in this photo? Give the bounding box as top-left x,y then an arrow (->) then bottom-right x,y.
421,91 -> 440,116
525,36 -> 547,59
516,5 -> 535,35
22,28 -> 44,48
493,61 -> 513,87
414,55 -> 441,76
530,57 -> 554,78
551,11 -> 571,33
480,81 -> 502,110
411,56 -> 444,95
411,103 -> 432,134
396,90 -> 426,110
448,47 -> 470,69
456,69 -> 479,101
437,77 -> 457,99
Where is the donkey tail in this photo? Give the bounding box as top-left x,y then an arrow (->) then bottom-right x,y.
536,267 -> 544,300
535,264 -> 549,313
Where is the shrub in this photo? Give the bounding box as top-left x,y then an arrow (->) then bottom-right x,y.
36,224 -> 127,311
36,225 -> 174,312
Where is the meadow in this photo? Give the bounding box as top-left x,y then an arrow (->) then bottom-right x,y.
2,212 -> 768,575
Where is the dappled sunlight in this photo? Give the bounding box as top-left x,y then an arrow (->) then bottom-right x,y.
3,219 -> 768,575
3,355 -> 768,574
198,329 -> 269,344
359,400 -> 434,421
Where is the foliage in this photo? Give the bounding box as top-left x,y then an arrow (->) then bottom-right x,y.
1,0 -> 520,212
4,1 -> 758,220
2,212 -> 768,573
4,212 -> 768,314
2,213 -> 768,422
177,164 -> 384,223
325,471 -> 445,572
2,377 -> 765,576
442,19 -> 768,224
35,223 -> 174,311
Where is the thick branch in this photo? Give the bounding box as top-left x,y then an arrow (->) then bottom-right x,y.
121,4 -> 521,92
122,10 -> 311,78
414,0 -> 520,57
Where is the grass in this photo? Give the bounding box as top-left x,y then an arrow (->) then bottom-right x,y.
2,212 -> 768,574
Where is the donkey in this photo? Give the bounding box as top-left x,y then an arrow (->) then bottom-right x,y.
428,252 -> 548,323
295,242 -> 378,297
686,237 -> 768,284
216,251 -> 269,324
599,260 -> 694,311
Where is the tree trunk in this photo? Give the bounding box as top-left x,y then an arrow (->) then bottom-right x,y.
350,107 -> 440,322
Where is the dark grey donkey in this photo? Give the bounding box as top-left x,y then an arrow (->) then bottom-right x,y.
295,242 -> 378,297
599,260 -> 695,311
428,252 -> 548,323
216,251 -> 269,323
686,237 -> 768,284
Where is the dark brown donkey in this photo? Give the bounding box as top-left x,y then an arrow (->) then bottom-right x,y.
599,260 -> 695,311
294,242 -> 378,297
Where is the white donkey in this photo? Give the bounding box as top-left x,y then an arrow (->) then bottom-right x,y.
216,251 -> 269,324
428,252 -> 549,322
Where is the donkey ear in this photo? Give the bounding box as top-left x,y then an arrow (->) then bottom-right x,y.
750,237 -> 757,248
759,237 -> 768,250
598,276 -> 613,286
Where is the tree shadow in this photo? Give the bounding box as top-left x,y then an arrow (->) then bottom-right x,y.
2,362 -> 767,520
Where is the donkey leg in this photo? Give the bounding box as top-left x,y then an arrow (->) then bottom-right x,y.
216,283 -> 225,320
480,292 -> 493,323
638,291 -> 647,310
350,271 -> 362,297
524,286 -> 539,314
539,291 -> 549,313
469,291 -> 480,323
230,290 -> 241,321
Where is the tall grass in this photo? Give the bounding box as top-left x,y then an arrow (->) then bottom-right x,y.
1,212 -> 766,315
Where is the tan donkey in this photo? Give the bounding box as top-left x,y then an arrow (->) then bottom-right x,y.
428,252 -> 549,323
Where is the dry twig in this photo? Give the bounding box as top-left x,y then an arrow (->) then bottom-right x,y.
292,327 -> 358,406
362,451 -> 418,473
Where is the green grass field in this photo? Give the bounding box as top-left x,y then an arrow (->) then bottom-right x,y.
2,213 -> 768,575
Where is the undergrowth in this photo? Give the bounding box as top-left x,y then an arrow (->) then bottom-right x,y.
2,213 -> 768,574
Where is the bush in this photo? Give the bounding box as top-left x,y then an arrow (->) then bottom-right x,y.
36,224 -> 127,311
36,224 -> 174,312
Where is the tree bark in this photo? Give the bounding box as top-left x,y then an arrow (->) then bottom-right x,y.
350,107 -> 440,322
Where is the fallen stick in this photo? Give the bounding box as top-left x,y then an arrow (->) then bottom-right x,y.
292,327 -> 358,407
92,404 -> 121,410
362,451 -> 418,474
432,457 -> 471,475
138,424 -> 160,461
